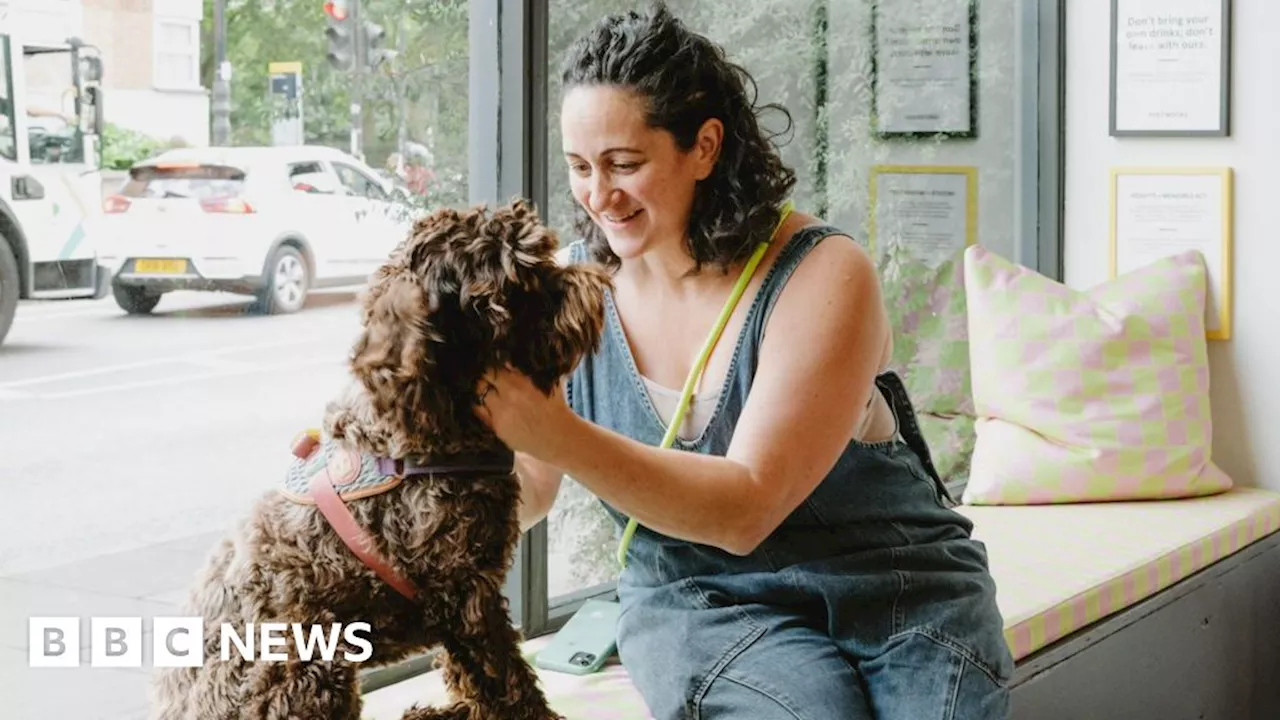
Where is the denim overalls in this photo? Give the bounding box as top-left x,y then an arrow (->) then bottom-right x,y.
565,227 -> 1014,720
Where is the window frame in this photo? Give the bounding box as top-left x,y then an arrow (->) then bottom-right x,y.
152,16 -> 200,91
0,34 -> 17,162
523,0 -> 1067,629
357,0 -> 1066,694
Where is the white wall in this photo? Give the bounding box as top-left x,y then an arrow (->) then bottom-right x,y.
1065,1 -> 1280,490
2,0 -> 209,148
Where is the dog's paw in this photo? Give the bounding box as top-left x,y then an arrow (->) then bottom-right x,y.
399,702 -> 469,720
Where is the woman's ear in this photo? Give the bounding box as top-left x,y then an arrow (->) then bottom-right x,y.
692,117 -> 724,181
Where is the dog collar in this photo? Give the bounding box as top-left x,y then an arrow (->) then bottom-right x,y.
291,429 -> 514,478
375,449 -> 515,477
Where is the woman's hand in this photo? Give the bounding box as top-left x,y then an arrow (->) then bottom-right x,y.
475,366 -> 576,457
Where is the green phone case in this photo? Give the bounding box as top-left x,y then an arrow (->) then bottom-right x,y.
534,598 -> 622,675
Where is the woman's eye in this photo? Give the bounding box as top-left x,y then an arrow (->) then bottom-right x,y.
613,162 -> 639,172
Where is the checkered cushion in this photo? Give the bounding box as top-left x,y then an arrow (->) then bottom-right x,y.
879,244 -> 975,483
960,245 -> 1233,505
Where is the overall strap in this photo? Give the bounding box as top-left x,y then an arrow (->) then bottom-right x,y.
750,224 -> 847,338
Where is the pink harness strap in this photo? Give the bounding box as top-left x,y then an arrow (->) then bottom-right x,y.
308,470 -> 420,601
293,432 -> 420,602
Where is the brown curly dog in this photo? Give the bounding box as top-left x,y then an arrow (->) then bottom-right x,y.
150,199 -> 610,720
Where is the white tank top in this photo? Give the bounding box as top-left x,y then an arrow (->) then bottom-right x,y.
640,374 -> 721,442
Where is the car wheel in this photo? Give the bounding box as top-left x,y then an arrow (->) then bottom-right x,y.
112,281 -> 162,315
0,237 -> 19,346
256,245 -> 309,315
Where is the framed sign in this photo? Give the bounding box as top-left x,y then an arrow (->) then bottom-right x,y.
1109,167 -> 1233,340
1110,0 -> 1232,136
869,165 -> 977,268
870,0 -> 977,138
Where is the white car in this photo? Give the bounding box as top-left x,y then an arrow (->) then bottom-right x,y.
98,145 -> 418,314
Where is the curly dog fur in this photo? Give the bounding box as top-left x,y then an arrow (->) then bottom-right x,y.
150,199 -> 610,720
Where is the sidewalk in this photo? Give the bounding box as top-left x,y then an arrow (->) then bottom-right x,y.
0,531 -> 222,720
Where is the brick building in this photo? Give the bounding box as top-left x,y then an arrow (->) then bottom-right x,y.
0,0 -> 208,147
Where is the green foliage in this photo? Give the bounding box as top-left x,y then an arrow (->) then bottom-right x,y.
100,123 -> 183,170
203,0 -> 470,207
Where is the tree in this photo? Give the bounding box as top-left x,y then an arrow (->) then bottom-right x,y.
200,0 -> 470,207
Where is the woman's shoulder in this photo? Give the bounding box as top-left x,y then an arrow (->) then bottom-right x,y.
783,212 -> 856,245
768,212 -> 867,276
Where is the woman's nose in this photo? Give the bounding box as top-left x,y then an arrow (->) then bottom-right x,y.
586,173 -> 615,214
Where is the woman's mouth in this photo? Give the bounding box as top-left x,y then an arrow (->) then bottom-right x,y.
601,209 -> 642,227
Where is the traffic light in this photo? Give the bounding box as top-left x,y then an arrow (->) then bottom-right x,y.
324,0 -> 354,71
363,21 -> 392,69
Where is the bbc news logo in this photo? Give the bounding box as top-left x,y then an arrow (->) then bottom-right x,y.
29,617 -> 374,667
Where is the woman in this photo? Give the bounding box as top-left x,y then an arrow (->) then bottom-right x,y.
476,4 -> 1013,718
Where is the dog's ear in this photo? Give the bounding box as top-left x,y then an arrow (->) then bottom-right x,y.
519,262 -> 611,392
349,268 -> 462,448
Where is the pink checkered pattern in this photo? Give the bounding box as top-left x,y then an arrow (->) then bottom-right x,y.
961,246 -> 1233,505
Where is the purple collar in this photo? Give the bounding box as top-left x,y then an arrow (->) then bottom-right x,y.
375,448 -> 515,478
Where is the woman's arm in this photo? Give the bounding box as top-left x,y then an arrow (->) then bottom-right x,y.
482,234 -> 888,555
513,452 -> 565,532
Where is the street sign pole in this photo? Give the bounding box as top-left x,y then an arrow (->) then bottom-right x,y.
349,0 -> 364,159
212,0 -> 232,145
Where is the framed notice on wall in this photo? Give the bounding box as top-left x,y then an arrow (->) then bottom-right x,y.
1110,167 -> 1233,340
870,0 -> 977,138
1110,0 -> 1232,136
869,165 -> 977,268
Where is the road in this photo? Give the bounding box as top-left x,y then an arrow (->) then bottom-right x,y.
0,289 -> 365,577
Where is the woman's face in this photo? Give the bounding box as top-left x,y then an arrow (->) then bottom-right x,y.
561,84 -> 720,261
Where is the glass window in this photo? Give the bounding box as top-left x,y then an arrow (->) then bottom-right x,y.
118,164 -> 247,201
154,18 -> 199,89
1,2 -> 472,714
333,160 -> 390,201
544,0 -> 1045,604
0,35 -> 16,161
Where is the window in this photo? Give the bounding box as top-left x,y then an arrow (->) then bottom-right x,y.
288,161 -> 340,194
0,35 -> 15,161
118,164 -> 246,202
154,18 -> 200,89
3,1 -> 472,713
539,0 -> 1063,618
332,161 -> 390,201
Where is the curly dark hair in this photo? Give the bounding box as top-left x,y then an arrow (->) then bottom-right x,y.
560,1 -> 797,274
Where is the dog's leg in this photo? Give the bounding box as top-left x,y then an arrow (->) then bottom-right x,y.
398,699 -> 471,720
236,656 -> 364,720
433,584 -> 563,720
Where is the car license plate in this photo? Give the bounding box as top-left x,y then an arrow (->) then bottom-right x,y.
134,258 -> 188,274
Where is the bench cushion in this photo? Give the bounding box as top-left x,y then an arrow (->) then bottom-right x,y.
361,487 -> 1280,720
959,486 -> 1280,660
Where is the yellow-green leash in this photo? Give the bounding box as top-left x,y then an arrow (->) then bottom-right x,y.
615,200 -> 795,569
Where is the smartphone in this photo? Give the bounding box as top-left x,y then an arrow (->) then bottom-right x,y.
534,598 -> 621,675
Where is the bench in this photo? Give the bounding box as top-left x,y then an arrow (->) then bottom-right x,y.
360,486 -> 1280,720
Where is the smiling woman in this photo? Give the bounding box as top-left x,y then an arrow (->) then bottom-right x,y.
543,0 -> 1043,612
474,3 -> 1019,719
